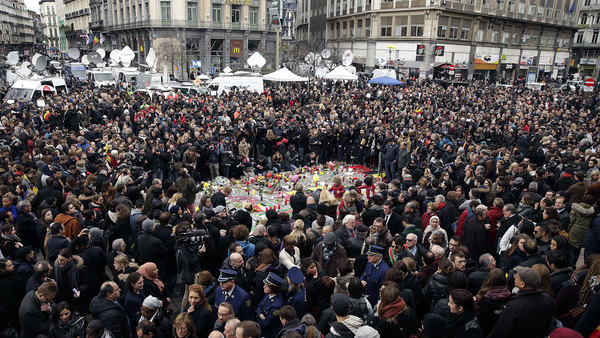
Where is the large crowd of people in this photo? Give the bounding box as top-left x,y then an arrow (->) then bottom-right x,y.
0,78 -> 600,338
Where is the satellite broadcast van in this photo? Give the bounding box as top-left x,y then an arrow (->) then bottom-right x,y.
64,63 -> 87,82
5,77 -> 68,105
86,70 -> 116,87
208,75 -> 263,96
134,73 -> 164,90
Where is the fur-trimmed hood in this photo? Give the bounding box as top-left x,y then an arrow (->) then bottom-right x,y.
572,202 -> 595,216
116,262 -> 140,282
54,254 -> 84,268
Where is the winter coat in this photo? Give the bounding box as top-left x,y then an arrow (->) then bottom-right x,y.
488,289 -> 554,338
49,313 -> 86,338
326,315 -> 363,338
475,288 -> 511,335
89,295 -> 131,338
462,217 -> 489,261
566,181 -> 587,204
372,308 -> 419,338
568,202 -> 595,248
584,215 -> 600,257
19,289 -> 53,337
0,270 -> 26,330
425,273 -> 450,309
311,243 -> 348,277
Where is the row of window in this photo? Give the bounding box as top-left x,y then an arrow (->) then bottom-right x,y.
329,15 -> 424,38
157,2 -> 259,24
576,30 -> 600,43
579,13 -> 600,25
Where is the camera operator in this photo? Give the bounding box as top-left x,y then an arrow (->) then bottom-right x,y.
174,221 -> 207,307
219,137 -> 235,178
193,212 -> 220,277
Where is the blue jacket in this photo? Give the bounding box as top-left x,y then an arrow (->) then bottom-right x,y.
257,293 -> 284,338
214,285 -> 253,321
287,288 -> 307,318
361,259 -> 389,306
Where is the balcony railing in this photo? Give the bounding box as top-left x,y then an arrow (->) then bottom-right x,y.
89,19 -> 104,29
105,19 -> 277,32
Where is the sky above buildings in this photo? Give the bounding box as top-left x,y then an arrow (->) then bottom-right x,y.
25,0 -> 40,13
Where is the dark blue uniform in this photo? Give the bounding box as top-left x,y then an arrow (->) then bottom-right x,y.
360,259 -> 389,306
287,288 -> 307,318
214,285 -> 254,321
257,293 -> 284,338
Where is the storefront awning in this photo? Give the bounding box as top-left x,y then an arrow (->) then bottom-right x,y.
474,63 -> 498,70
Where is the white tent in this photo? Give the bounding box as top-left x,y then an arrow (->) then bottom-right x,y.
323,66 -> 358,80
263,67 -> 308,82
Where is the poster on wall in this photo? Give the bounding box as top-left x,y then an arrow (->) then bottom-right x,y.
434,46 -> 445,56
416,44 -> 425,56
474,54 -> 499,64
230,40 -> 243,58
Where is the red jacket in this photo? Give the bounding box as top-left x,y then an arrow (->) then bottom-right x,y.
329,183 -> 345,199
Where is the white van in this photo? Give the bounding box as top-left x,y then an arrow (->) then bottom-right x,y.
4,77 -> 68,105
208,75 -> 263,96
87,70 -> 116,87
134,73 -> 164,90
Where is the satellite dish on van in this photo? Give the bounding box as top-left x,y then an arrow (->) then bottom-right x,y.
110,50 -> 122,64
6,70 -> 18,85
342,50 -> 353,67
321,49 -> 331,59
67,48 -> 80,60
88,52 -> 102,64
97,48 -> 106,59
120,46 -> 135,67
19,62 -> 32,76
6,51 -> 19,65
32,54 -> 47,71
377,57 -> 387,67
305,52 -> 315,63
247,52 -> 266,69
81,55 -> 90,66
223,66 -> 232,73
146,48 -> 157,70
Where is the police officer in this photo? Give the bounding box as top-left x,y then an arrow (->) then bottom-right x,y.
286,266 -> 307,318
214,269 -> 253,321
360,245 -> 389,306
257,272 -> 285,338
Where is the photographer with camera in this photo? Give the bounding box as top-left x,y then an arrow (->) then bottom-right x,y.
219,137 -> 235,178
174,222 -> 208,307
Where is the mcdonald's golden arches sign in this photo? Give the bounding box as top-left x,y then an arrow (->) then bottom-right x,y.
230,40 -> 243,57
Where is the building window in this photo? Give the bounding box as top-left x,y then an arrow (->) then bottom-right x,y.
576,33 -> 583,43
365,18 -> 371,37
212,4 -> 222,22
482,0 -> 489,7
461,28 -> 470,39
528,4 -> 534,14
537,6 -> 543,15
438,24 -> 447,38
449,26 -> 458,38
580,13 -> 588,24
410,15 -> 424,36
521,34 -> 530,44
477,29 -> 485,41
231,5 -> 240,23
187,2 -> 197,22
349,21 -> 354,37
496,0 -> 504,10
593,31 -> 599,43
160,1 -> 171,21
507,0 -> 514,11
546,8 -> 552,17
342,21 -> 347,37
585,0 -> 591,5
250,7 -> 258,25
380,17 -> 392,36
502,31 -> 510,43
357,20 -> 363,37
531,36 -> 537,45
491,31 -> 499,42
518,2 -> 525,13
513,33 -> 519,44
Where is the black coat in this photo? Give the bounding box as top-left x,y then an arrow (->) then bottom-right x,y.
468,268 -> 491,295
89,295 -> 131,338
462,217 -> 489,261
290,192 -> 307,214
488,290 -> 554,338
210,191 -> 227,208
0,270 -> 26,330
372,308 -> 419,338
184,304 -> 214,338
381,211 -> 404,236
137,231 -> 168,273
438,203 -> 458,235
16,210 -> 39,249
476,293 -> 510,335
19,290 -> 53,337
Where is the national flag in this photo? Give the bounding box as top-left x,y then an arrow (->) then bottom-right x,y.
85,34 -> 91,45
93,35 -> 99,45
99,33 -> 105,44
568,0 -> 576,13
88,33 -> 93,45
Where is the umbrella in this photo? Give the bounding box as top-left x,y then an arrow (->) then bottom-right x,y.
368,76 -> 403,85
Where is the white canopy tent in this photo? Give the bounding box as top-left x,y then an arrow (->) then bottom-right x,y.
323,66 -> 358,80
263,67 -> 308,82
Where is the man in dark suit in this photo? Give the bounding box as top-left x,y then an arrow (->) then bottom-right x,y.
381,200 -> 403,235
290,183 -> 307,215
137,219 -> 167,274
463,208 -> 490,262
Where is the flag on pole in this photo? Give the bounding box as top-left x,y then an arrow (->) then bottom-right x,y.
93,35 -> 99,45
85,34 -> 91,45
568,0 -> 576,13
88,33 -> 93,45
99,33 -> 105,45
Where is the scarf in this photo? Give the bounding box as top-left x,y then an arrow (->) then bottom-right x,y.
138,262 -> 165,291
53,259 -> 79,292
323,242 -> 336,263
483,286 -> 511,300
27,211 -> 38,223
1,233 -> 21,243
379,296 -> 407,319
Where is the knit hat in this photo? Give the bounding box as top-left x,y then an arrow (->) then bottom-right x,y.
323,232 -> 336,245
355,326 -> 380,338
213,205 -> 226,214
142,219 -> 154,232
330,293 -> 351,316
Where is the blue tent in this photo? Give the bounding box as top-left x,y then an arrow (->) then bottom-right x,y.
368,76 -> 403,85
